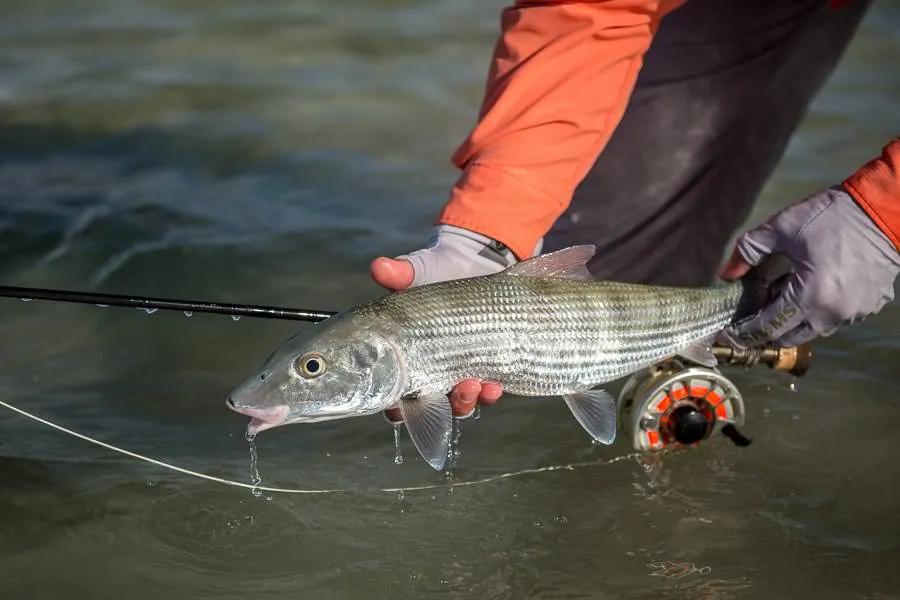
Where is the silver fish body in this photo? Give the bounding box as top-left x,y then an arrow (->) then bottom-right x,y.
228,246 -> 743,469
360,274 -> 742,398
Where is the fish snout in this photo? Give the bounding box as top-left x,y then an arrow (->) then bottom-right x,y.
226,398 -> 289,434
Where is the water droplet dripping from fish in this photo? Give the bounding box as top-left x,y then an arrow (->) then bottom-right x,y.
445,418 -> 462,470
20,298 -> 32,302
232,315 -> 241,322
183,311 -> 193,318
246,429 -> 263,498
392,424 -> 404,465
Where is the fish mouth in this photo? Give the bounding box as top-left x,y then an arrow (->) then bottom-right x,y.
226,398 -> 289,434
247,417 -> 280,435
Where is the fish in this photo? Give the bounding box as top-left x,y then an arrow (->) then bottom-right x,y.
227,245 -> 743,469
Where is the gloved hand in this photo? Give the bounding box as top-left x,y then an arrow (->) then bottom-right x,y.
720,186 -> 900,348
370,224 -> 526,290
372,225 -> 541,421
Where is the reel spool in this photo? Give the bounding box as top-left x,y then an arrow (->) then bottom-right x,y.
619,362 -> 744,451
618,343 -> 811,451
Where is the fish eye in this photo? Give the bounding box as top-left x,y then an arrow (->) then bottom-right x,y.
296,353 -> 326,379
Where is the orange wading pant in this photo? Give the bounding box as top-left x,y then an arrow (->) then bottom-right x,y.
439,0 -> 887,286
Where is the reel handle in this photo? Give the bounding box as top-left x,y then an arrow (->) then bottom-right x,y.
721,423 -> 752,447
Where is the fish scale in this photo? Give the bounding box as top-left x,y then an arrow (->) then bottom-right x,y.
360,273 -> 742,397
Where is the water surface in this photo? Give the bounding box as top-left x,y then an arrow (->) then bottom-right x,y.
1,1 -> 899,598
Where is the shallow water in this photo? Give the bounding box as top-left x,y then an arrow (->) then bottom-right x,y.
0,1 -> 899,599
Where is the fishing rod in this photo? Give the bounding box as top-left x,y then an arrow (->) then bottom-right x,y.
0,285 -> 336,323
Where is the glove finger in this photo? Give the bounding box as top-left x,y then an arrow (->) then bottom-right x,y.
397,228 -> 515,288
395,249 -> 443,287
735,222 -> 781,267
725,275 -> 806,347
402,246 -> 509,287
774,322 -> 816,348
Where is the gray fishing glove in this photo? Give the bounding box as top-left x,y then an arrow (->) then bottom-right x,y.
397,224 -> 541,287
723,186 -> 900,348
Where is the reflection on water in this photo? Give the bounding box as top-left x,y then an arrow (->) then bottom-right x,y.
647,560 -> 712,578
0,0 -> 899,598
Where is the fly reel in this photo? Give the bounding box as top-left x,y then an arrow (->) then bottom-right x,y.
618,343 -> 811,451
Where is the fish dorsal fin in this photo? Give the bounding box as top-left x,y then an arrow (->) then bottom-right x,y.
505,245 -> 596,280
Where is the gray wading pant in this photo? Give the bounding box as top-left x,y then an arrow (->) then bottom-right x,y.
545,0 -> 871,286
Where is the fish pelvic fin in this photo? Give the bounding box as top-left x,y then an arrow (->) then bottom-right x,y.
563,388 -> 616,445
399,391 -> 452,470
506,245 -> 596,280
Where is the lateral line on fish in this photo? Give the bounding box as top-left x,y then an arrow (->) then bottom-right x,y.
0,399 -> 635,494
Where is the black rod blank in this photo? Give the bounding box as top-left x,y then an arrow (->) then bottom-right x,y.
0,285 -> 336,323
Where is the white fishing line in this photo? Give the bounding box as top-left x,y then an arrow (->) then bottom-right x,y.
0,399 -> 341,494
0,399 -> 633,494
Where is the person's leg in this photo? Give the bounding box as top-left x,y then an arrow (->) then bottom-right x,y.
546,0 -> 871,286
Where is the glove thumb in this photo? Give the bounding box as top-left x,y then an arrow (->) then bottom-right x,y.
719,223 -> 780,281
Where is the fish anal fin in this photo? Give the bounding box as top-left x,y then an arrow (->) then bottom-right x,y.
563,388 -> 616,445
399,391 -> 452,470
677,338 -> 718,368
506,245 -> 596,280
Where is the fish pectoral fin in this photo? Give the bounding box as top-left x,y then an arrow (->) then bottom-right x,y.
563,388 -> 616,445
505,245 -> 596,280
399,392 -> 452,471
677,338 -> 717,368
